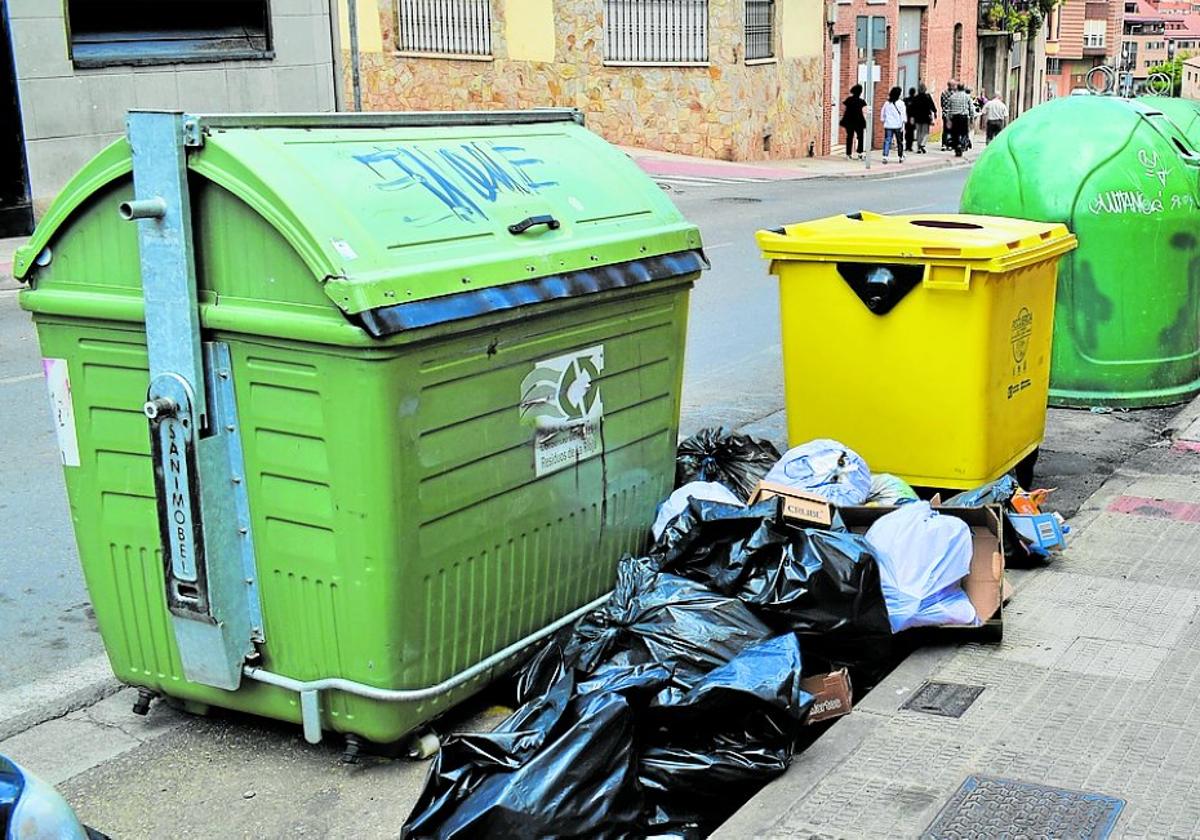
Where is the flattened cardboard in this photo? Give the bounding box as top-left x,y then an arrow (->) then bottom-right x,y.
801,669 -> 853,724
749,480 -> 836,527
838,505 -> 1005,637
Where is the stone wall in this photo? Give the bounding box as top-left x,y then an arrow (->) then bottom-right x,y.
342,0 -> 825,161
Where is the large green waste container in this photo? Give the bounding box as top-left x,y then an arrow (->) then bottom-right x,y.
1138,96 -> 1200,148
961,97 -> 1200,407
15,110 -> 705,746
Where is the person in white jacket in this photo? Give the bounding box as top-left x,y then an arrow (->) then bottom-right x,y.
881,86 -> 907,163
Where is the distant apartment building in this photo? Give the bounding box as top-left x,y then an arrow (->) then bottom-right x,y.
335,0 -> 827,161
825,0 -> 977,152
1045,0 -> 1123,96
1182,52 -> 1200,94
1121,1 -> 1170,82
0,0 -> 338,234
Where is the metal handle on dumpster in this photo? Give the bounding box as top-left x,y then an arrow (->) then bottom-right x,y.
508,214 -> 561,235
242,591 -> 612,744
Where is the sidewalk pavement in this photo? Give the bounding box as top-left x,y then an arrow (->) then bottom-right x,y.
627,140 -> 982,184
716,401 -> 1200,839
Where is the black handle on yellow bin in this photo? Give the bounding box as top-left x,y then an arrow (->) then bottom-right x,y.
836,262 -> 925,316
508,215 -> 561,235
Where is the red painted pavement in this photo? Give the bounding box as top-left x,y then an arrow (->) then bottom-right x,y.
1171,439 -> 1200,453
1107,495 -> 1200,522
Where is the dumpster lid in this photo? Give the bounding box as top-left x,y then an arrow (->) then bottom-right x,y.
755,212 -> 1076,268
14,111 -> 703,319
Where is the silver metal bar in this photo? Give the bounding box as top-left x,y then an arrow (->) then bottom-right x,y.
347,0 -> 362,111
243,591 -> 612,743
126,111 -> 207,426
190,109 -> 584,131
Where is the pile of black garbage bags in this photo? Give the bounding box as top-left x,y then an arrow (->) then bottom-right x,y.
401,428 -> 1055,839
402,434 -> 896,839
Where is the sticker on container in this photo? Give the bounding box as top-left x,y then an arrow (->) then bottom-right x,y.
519,345 -> 605,477
330,238 -> 359,261
42,358 -> 80,467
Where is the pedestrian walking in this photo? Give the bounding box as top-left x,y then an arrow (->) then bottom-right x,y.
840,83 -> 867,160
904,87 -> 917,153
909,83 -> 937,154
940,80 -> 956,151
946,83 -> 973,157
881,86 -> 907,164
983,92 -> 1009,143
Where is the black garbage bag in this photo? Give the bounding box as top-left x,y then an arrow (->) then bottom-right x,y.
401,662 -> 673,840
516,556 -> 775,705
639,633 -> 814,835
655,504 -> 892,674
675,427 -> 782,500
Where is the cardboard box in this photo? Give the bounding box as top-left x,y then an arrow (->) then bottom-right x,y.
801,668 -> 853,724
748,481 -> 837,526
838,505 -> 1006,640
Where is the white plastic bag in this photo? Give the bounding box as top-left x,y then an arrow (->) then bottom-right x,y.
651,481 -> 745,541
762,439 -> 872,507
864,501 -> 978,633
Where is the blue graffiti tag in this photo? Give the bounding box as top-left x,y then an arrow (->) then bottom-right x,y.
354,142 -> 559,221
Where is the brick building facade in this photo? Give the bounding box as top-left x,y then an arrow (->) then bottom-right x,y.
337,0 -> 826,161
826,0 -> 977,152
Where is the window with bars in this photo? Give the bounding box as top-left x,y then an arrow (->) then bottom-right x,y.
745,0 -> 775,60
603,0 -> 709,63
66,0 -> 272,68
395,0 -> 493,57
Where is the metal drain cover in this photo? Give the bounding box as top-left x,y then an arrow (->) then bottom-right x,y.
901,681 -> 985,718
923,776 -> 1125,839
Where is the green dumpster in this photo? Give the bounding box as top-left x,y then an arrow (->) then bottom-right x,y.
15,110 -> 705,747
1138,96 -> 1200,148
961,96 -> 1200,407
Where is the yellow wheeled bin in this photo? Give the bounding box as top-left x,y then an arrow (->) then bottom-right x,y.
756,212 -> 1077,489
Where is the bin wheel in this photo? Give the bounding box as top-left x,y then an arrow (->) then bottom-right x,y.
341,734 -> 362,765
408,732 -> 441,761
1014,448 -> 1039,489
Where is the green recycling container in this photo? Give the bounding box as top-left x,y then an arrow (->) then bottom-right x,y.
961,96 -> 1200,407
15,110 -> 705,745
1139,96 -> 1200,148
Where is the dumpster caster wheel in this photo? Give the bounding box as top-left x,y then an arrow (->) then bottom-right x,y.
1014,447 -> 1039,489
131,688 -> 156,717
341,734 -> 362,765
408,732 -> 441,761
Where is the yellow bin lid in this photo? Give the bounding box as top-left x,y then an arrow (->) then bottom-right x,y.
756,211 -> 1077,272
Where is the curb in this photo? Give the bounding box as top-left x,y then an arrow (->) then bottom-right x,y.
0,655 -> 121,742
1164,390 -> 1200,441
638,154 -> 975,186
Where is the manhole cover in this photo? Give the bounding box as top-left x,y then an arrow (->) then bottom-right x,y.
712,196 -> 763,204
901,681 -> 984,718
923,776 -> 1125,839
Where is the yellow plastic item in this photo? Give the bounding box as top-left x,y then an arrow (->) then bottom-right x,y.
756,211 -> 1078,489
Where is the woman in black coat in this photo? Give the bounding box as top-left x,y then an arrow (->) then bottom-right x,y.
840,84 -> 867,160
